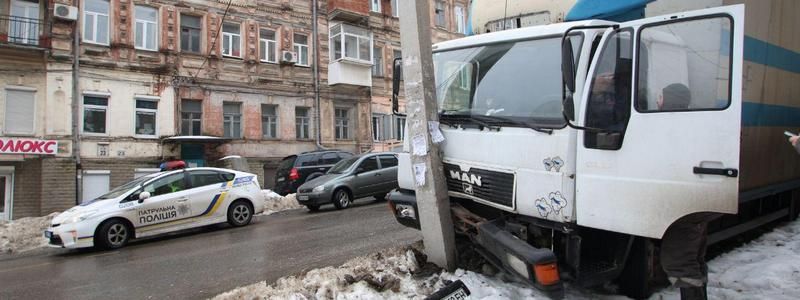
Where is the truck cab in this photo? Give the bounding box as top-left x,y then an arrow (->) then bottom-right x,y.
388,5 -> 743,298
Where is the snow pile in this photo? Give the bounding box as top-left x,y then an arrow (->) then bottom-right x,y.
0,212 -> 58,255
217,219 -> 800,300
260,190 -> 303,215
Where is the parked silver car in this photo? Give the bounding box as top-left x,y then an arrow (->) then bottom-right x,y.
296,152 -> 398,211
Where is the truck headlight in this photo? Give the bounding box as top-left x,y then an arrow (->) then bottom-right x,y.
63,210 -> 99,224
396,204 -> 416,219
312,185 -> 325,193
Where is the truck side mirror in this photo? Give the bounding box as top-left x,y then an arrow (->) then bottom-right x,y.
392,57 -> 404,115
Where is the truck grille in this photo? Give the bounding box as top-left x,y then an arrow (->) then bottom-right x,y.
443,163 -> 515,208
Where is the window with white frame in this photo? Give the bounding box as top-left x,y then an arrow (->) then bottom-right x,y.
334,108 -> 350,140
394,115 -> 406,140
455,5 -> 466,34
135,5 -> 158,51
295,107 -> 310,139
372,45 -> 384,77
259,28 -> 278,63
180,14 -> 202,53
329,23 -> 372,63
83,0 -> 110,45
4,88 -> 35,135
391,0 -> 399,17
83,95 -> 108,134
370,0 -> 381,13
261,104 -> 278,139
181,100 -> 202,136
223,102 -> 242,138
372,114 -> 391,142
434,1 -> 446,28
222,23 -> 242,57
293,33 -> 309,66
135,98 -> 157,137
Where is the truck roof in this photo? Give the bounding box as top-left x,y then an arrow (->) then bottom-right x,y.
432,19 -> 615,52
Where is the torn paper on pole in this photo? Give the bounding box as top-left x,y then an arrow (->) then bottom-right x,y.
429,121 -> 445,144
412,134 -> 427,156
413,163 -> 427,186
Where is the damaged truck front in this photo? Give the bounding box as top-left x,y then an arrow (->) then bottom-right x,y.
385,5 -> 766,299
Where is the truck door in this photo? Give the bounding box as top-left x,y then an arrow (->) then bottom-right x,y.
575,5 -> 744,239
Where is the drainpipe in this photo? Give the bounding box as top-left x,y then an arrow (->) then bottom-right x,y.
312,0 -> 326,150
71,5 -> 82,205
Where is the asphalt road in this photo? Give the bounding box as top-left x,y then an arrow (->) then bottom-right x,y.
0,199 -> 421,300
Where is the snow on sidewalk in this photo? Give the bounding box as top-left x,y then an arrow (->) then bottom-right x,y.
0,212 -> 58,255
260,190 -> 303,215
216,219 -> 800,300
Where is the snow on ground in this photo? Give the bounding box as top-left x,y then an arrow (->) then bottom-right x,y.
260,190 -> 304,215
216,219 -> 800,300
0,212 -> 58,255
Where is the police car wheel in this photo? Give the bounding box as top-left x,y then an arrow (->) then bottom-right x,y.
227,201 -> 253,227
96,219 -> 131,249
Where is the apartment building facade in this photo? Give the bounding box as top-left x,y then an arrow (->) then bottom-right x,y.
0,0 -> 466,220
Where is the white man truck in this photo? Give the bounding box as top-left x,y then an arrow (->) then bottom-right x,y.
387,1 -> 800,298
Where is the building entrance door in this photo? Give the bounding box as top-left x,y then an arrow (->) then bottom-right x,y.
0,169 -> 14,221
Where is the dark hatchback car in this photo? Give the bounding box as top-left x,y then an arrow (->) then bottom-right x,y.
274,150 -> 353,195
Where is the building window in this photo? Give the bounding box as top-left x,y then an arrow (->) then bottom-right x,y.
181,100 -> 202,136
434,1 -> 446,28
334,108 -> 350,140
180,14 -> 202,53
372,45 -> 384,77
370,0 -> 381,13
261,104 -> 278,139
259,29 -> 278,63
222,23 -> 241,57
293,33 -> 310,66
83,0 -> 109,45
4,88 -> 35,135
455,5 -> 466,34
83,95 -> 108,134
394,115 -> 406,140
135,99 -> 157,137
295,107 -> 310,139
135,6 -> 158,51
372,114 -> 391,142
223,102 -> 242,138
329,23 -> 372,63
391,0 -> 399,17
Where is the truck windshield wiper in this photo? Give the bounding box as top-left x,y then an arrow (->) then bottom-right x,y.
440,113 -> 500,131
471,115 -> 554,135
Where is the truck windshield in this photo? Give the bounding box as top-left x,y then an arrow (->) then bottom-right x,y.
434,36 -> 581,128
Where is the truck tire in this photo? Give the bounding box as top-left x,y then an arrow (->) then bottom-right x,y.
618,237 -> 655,299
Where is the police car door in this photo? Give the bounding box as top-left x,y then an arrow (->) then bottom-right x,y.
185,169 -> 232,220
575,5 -> 743,239
134,171 -> 193,230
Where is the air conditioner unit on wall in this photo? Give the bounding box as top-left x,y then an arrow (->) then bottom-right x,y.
53,4 -> 78,21
281,51 -> 297,64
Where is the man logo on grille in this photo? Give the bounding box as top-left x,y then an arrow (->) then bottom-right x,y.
462,183 -> 474,195
450,170 -> 482,187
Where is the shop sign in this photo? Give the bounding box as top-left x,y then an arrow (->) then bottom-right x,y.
0,138 -> 58,155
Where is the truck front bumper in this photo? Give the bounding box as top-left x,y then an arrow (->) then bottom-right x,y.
387,189 -> 420,230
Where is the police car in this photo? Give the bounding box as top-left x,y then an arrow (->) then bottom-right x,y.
44,168 -> 264,249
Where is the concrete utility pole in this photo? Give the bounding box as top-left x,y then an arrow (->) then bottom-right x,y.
398,0 -> 457,271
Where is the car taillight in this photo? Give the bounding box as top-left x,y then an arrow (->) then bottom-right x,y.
289,168 -> 300,181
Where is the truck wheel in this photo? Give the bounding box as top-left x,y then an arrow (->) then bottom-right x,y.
95,219 -> 131,250
227,200 -> 253,227
618,237 -> 655,299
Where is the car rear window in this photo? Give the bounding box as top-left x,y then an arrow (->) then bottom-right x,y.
321,152 -> 340,165
278,156 -> 296,171
295,154 -> 318,167
379,155 -> 398,168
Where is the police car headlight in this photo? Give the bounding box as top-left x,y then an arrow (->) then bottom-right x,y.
312,185 -> 325,193
63,210 -> 99,224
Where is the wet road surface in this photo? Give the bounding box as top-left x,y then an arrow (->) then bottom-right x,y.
0,199 -> 421,299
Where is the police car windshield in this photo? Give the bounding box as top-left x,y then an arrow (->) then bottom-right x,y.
97,175 -> 155,200
328,156 -> 359,174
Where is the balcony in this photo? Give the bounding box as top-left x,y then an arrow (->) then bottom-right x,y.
0,15 -> 50,48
